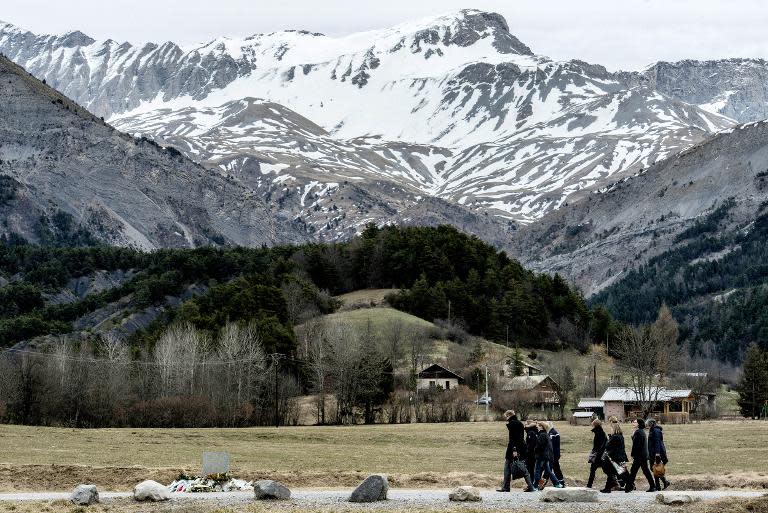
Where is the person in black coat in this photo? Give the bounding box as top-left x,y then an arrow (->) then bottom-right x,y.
533,421 -> 563,489
586,418 -> 607,488
600,421 -> 628,493
625,418 -> 656,493
524,420 -> 538,480
646,418 -> 670,490
498,410 -> 533,491
548,422 -> 565,485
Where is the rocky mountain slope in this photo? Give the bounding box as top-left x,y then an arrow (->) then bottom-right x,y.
640,59 -> 768,124
0,11 -> 738,238
510,121 -> 768,296
0,54 -> 301,248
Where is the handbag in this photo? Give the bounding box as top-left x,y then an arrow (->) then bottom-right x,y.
603,453 -> 627,476
511,459 -> 527,480
588,451 -> 597,464
652,456 -> 666,477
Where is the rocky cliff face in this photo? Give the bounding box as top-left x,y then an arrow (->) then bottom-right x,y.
642,59 -> 768,123
0,54 -> 302,248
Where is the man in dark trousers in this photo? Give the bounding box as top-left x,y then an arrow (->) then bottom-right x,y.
498,410 -> 533,491
524,418 -> 539,480
646,418 -> 670,490
625,418 -> 656,492
548,421 -> 566,486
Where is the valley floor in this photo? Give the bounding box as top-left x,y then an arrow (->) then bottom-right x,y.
0,421 -> 766,493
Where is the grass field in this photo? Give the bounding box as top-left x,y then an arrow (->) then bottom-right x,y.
1,421 -> 767,493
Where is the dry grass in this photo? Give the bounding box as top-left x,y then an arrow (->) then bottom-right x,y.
336,289 -> 398,307
0,421 -> 766,492
689,495 -> 768,513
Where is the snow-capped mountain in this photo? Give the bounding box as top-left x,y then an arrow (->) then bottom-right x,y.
0,10 -> 748,238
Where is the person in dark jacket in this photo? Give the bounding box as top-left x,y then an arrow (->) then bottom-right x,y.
600,421 -> 628,493
533,421 -> 563,489
524,420 -> 538,480
625,418 -> 656,493
646,418 -> 670,490
498,410 -> 533,491
586,418 -> 607,488
548,422 -> 566,485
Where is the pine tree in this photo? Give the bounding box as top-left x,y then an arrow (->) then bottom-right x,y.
737,344 -> 768,418
513,344 -> 524,376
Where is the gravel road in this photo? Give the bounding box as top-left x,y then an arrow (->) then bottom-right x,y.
1,488 -> 765,511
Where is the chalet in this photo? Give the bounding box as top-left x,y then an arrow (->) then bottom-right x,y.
600,387 -> 694,424
417,364 -> 464,391
570,398 -> 605,425
501,374 -> 561,417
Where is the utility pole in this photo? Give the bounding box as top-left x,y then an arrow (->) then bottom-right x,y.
593,362 -> 597,398
505,325 -> 509,348
485,364 -> 489,417
271,354 -> 283,428
448,300 -> 451,323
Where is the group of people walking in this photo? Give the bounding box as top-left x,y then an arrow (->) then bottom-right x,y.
499,410 -> 670,493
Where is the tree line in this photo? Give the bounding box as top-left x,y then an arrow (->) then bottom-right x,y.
0,224 -> 620,427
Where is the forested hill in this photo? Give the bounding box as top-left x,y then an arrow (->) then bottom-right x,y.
0,224 -> 613,354
592,200 -> 768,363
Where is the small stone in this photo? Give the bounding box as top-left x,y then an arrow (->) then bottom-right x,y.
656,492 -> 702,505
253,480 -> 291,500
349,474 -> 388,502
133,480 -> 171,502
540,487 -> 599,503
70,484 -> 99,505
449,486 -> 481,502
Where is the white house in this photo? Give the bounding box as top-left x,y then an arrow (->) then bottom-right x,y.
600,387 -> 694,423
417,364 -> 464,391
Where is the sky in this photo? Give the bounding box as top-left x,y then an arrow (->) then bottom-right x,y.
2,0 -> 768,71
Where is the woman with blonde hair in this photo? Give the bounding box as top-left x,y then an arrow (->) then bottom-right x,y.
600,421 -> 628,493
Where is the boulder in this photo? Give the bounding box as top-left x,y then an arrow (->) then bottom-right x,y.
253,480 -> 291,500
449,486 -> 481,502
656,492 -> 702,505
540,487 -> 599,503
133,480 -> 171,502
349,474 -> 389,502
70,484 -> 99,505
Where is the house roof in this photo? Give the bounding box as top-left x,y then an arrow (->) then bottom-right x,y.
577,398 -> 605,408
502,357 -> 542,372
600,387 -> 693,402
418,364 -> 464,381
572,411 -> 595,418
501,374 -> 555,391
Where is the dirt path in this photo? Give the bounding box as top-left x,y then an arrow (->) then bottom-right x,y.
1,488 -> 765,511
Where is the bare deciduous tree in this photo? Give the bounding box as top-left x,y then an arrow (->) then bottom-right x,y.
615,305 -> 682,417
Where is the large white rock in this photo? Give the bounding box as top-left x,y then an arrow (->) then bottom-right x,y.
449,486 -> 481,502
253,480 -> 291,500
133,480 -> 171,502
540,487 -> 599,503
349,474 -> 388,502
70,484 -> 99,505
656,492 -> 702,505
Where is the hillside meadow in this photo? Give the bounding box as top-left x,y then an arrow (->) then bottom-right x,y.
1,421 -> 766,493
